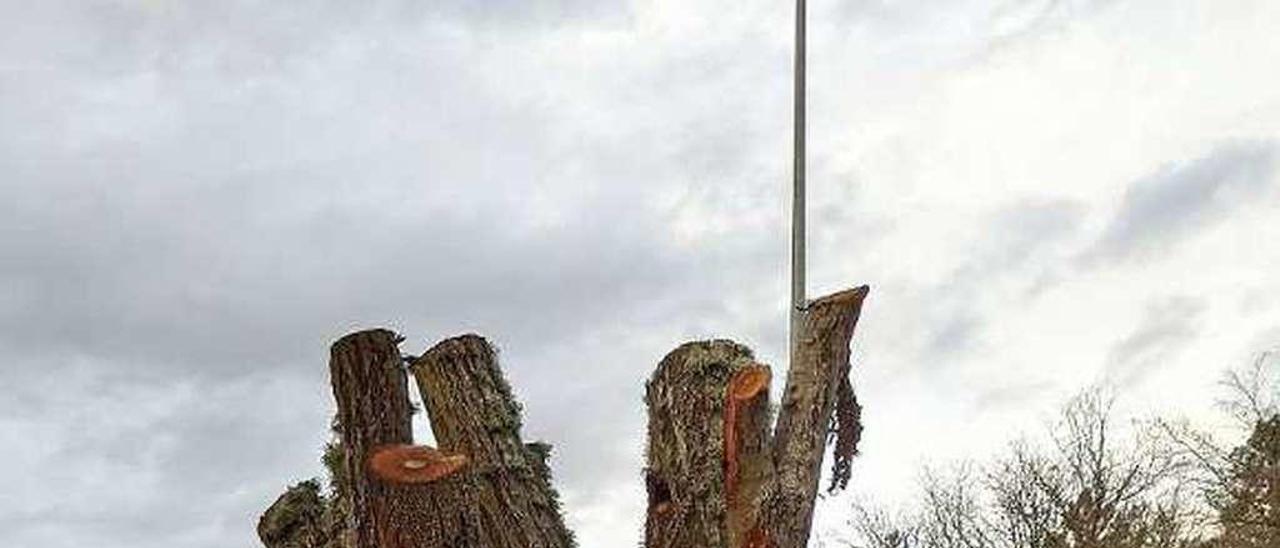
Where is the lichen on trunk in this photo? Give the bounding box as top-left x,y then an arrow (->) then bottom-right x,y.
261,283 -> 868,548
643,340 -> 774,548
410,334 -> 575,548
268,329 -> 573,548
643,285 -> 869,548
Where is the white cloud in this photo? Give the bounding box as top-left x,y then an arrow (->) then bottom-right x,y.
1,1 -> 1278,547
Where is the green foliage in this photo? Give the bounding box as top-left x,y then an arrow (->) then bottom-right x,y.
321,440 -> 347,498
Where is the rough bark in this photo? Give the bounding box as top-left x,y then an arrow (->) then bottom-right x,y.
642,285 -> 869,548
328,329 -> 480,548
760,285 -> 869,548
410,334 -> 575,548
265,283 -> 867,548
644,340 -> 770,548
258,479 -> 347,548
329,329 -> 416,548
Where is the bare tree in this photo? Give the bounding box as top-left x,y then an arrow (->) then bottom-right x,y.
846,501 -> 918,548
839,389 -> 1207,548
1219,352 -> 1279,429
1158,352 -> 1280,548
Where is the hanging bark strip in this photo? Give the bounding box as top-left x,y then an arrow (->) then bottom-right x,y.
410,334 -> 575,548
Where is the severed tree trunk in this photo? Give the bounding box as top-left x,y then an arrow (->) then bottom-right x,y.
328,329 -> 478,548
644,341 -> 774,548
758,286 -> 868,548
317,329 -> 572,548
409,335 -> 575,548
262,285 -> 867,548
328,329 -> 416,548
644,286 -> 869,548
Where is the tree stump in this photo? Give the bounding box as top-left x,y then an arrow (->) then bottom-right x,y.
643,285 -> 869,548
262,284 -> 868,548
410,335 -> 575,548
329,329 -> 480,548
644,340 -> 774,548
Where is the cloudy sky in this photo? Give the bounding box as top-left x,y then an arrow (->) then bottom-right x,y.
2,0 -> 1278,546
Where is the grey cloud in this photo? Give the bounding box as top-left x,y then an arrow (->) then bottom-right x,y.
0,364 -> 329,548
1082,141 -> 1277,264
0,2 -> 795,546
1106,296 -> 1205,386
8,1 -> 1268,546
914,199 -> 1083,360
974,379 -> 1056,413
0,1 -> 628,73
982,199 -> 1084,272
0,6 -> 769,377
925,312 -> 983,356
824,0 -> 1120,66
983,0 -> 1121,48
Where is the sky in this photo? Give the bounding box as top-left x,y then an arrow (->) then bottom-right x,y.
1,0 -> 1278,546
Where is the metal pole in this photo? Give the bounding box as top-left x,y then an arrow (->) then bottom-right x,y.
790,0 -> 807,362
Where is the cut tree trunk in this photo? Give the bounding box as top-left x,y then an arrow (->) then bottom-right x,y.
264,284 -> 867,548
409,335 -> 575,548
643,285 -> 869,548
267,330 -> 573,548
329,329 -> 479,548
329,329 -> 416,548
644,341 -> 774,548
758,285 -> 868,548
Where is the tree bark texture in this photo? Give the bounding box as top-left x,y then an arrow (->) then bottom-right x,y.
410,335 -> 575,548
643,285 -> 869,548
643,340 -> 773,548
326,330 -> 572,548
265,284 -> 867,548
759,285 -> 868,548
329,329 -> 418,548
258,479 -> 347,548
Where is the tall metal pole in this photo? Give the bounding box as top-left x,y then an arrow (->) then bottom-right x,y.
790,0 -> 807,363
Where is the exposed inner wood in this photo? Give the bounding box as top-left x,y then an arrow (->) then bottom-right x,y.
724,365 -> 773,548
723,365 -> 771,500
368,444 -> 470,484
